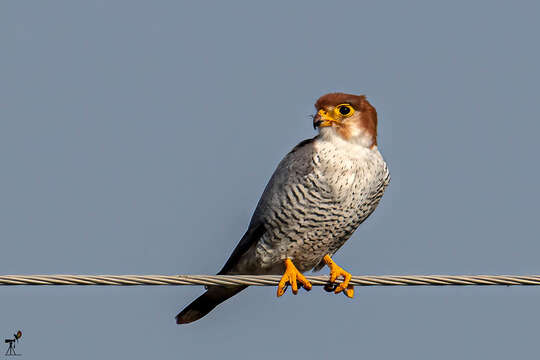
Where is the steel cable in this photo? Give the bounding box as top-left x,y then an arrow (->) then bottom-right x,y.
1,274 -> 540,286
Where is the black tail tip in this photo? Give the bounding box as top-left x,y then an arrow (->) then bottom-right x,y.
175,315 -> 189,325
176,315 -> 191,325
175,315 -> 188,325
175,285 -> 247,325
175,308 -> 205,325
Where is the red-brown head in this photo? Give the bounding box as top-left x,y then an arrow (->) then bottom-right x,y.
313,92 -> 378,147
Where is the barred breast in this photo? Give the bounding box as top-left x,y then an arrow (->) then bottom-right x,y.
232,134 -> 390,275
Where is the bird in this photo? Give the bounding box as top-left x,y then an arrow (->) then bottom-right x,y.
176,92 -> 390,324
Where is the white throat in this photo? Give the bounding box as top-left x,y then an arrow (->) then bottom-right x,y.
318,127 -> 374,148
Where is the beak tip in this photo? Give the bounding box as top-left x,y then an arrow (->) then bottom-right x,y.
313,114 -> 322,129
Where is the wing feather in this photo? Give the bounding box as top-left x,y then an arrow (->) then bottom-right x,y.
217,137 -> 317,274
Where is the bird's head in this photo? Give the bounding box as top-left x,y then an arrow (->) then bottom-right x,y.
313,92 -> 378,148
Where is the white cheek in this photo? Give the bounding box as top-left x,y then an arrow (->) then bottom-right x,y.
348,127 -> 373,147
358,132 -> 373,148
348,126 -> 362,138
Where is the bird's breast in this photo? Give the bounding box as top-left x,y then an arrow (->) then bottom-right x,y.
240,138 -> 390,275
312,140 -> 386,202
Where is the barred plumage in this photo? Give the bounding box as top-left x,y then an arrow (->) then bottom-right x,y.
231,132 -> 389,274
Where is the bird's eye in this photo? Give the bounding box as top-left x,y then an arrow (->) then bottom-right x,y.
339,106 -> 350,115
337,104 -> 354,116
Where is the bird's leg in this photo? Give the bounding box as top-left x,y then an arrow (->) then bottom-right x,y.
277,258 -> 312,297
323,254 -> 354,298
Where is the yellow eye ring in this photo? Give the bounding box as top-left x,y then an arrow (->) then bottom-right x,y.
335,104 -> 354,117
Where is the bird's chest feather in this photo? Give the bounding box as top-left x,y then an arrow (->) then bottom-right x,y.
246,138 -> 388,274
313,140 -> 383,205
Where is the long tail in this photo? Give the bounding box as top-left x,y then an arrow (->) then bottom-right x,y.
175,285 -> 247,324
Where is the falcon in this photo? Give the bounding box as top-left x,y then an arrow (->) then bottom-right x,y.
176,92 -> 390,324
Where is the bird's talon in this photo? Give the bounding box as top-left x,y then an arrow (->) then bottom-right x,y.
277,258 -> 312,297
324,283 -> 337,292
323,254 -> 353,298
292,279 -> 298,295
298,273 -> 312,292
343,285 -> 354,298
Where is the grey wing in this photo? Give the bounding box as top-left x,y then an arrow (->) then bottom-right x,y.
217,137 -> 318,275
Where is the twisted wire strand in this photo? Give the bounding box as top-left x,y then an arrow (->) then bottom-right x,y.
1,274 -> 540,286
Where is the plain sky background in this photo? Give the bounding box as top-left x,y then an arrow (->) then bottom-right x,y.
1,1 -> 539,359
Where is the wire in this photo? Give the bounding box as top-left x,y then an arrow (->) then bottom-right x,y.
1,274 -> 540,286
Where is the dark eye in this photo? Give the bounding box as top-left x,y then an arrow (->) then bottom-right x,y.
339,106 -> 351,115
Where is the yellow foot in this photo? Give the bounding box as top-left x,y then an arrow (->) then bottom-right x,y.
323,254 -> 354,298
277,258 -> 312,297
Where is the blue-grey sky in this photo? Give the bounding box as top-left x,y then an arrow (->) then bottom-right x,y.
1,1 -> 540,359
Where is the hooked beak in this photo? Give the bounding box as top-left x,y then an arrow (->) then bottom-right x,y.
313,109 -> 338,129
